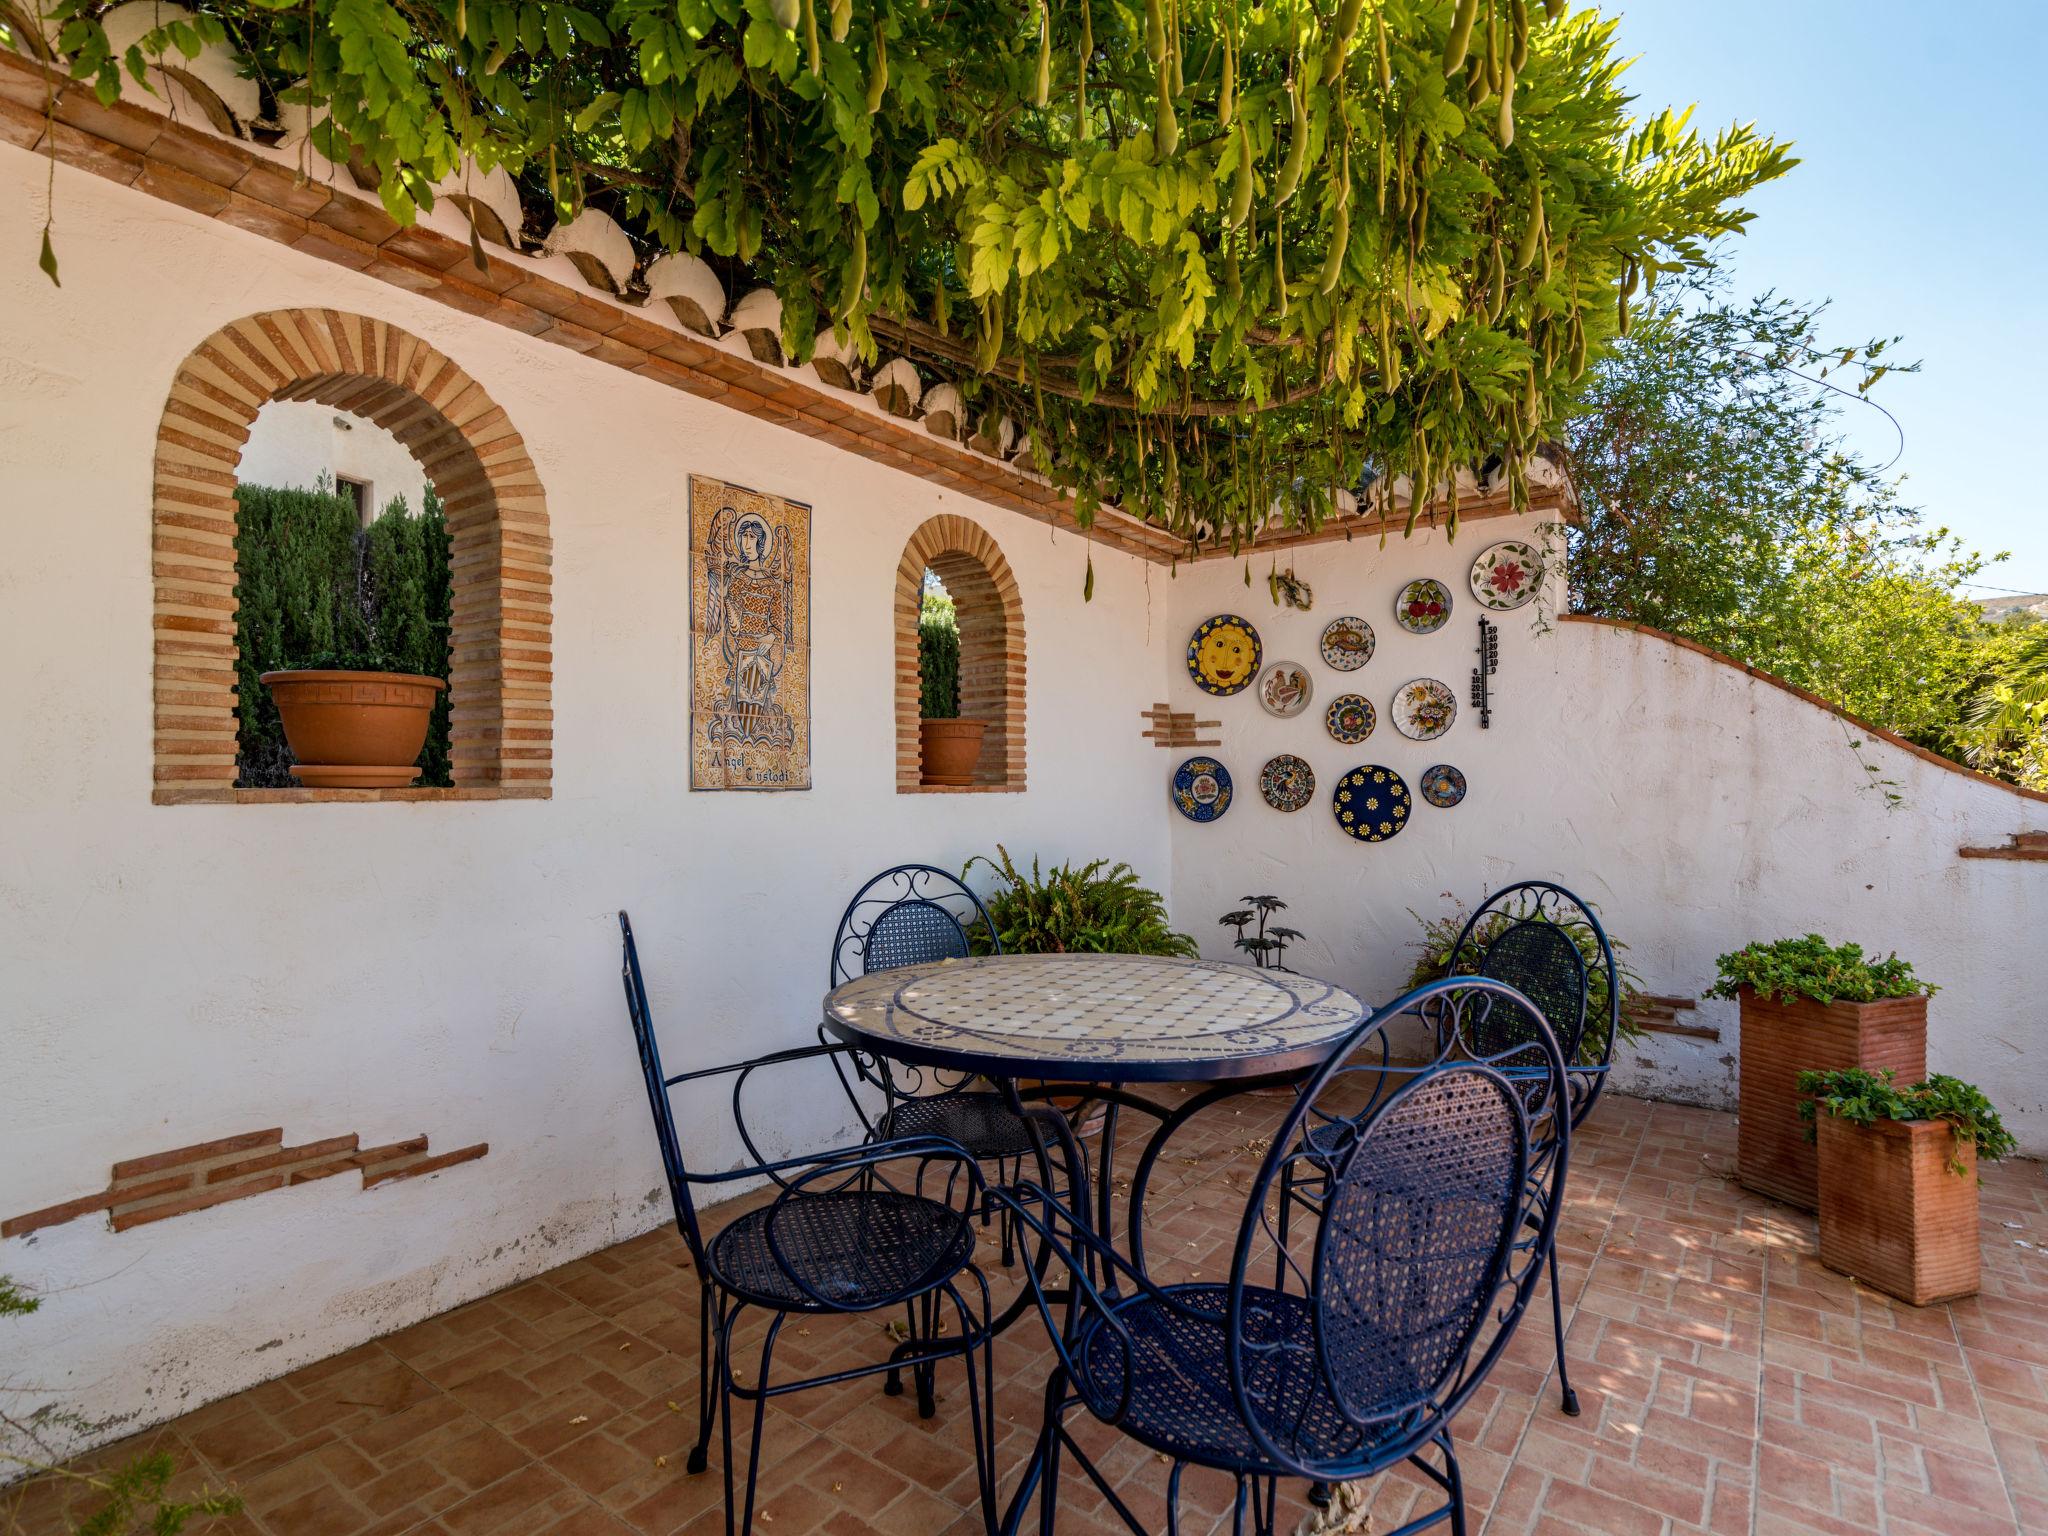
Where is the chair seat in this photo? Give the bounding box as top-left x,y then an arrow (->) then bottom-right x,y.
708,1189 -> 974,1311
1071,1284 -> 1413,1471
878,1090 -> 1049,1162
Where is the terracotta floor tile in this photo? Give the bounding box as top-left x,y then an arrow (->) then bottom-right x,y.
8,1098 -> 2047,1536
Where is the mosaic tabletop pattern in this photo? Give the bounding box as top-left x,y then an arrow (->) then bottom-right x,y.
823,953 -> 1370,1082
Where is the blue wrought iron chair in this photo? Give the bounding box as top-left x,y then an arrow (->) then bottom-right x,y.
1443,881 -> 1619,1418
825,865 -> 1056,1266
619,912 -> 997,1536
993,977 -> 1570,1536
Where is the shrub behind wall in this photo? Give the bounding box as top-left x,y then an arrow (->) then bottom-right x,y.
233,480 -> 453,787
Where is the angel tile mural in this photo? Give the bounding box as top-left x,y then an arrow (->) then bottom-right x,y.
689,476 -> 811,790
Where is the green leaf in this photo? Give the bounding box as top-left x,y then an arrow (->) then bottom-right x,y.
38,226 -> 59,287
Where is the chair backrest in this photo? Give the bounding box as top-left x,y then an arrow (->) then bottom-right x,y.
618,911 -> 709,1268
830,864 -> 1000,985
1450,882 -> 1618,1099
1230,977 -> 1566,1479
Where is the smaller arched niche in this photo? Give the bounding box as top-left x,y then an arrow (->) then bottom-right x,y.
894,515 -> 1026,792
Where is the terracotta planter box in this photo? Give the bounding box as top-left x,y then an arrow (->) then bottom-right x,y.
1816,1113 -> 1979,1305
1736,988 -> 1926,1211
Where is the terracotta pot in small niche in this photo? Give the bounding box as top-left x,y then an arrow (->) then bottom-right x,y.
1816,1113 -> 1979,1306
261,670 -> 446,789
1735,987 -> 1927,1212
919,717 -> 988,786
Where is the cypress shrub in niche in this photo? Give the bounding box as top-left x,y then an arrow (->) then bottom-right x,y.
233,479 -> 453,788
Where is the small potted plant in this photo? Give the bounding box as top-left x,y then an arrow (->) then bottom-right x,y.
1799,1068 -> 2015,1305
917,586 -> 985,786
1709,936 -> 1933,1212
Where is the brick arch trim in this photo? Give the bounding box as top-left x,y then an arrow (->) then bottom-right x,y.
895,515 -> 1025,793
152,309 -> 552,803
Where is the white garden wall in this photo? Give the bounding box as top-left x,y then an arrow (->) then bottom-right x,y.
0,145 -> 1167,1456
1162,515 -> 2048,1146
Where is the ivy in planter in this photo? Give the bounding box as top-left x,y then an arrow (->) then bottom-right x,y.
964,845 -> 1196,957
1796,1067 -> 2017,1177
1708,935 -> 1934,1006
233,480 -> 453,788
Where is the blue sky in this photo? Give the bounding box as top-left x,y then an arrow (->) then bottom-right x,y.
1609,1 -> 2048,595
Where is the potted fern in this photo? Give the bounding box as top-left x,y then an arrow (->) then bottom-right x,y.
1709,936 -> 1932,1212
917,584 -> 985,786
1800,1069 -> 2014,1305
964,846 -> 1197,1130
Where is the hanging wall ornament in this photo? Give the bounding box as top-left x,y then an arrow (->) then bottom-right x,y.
1392,678 -> 1458,740
1319,616 -> 1375,671
1258,754 -> 1315,812
1171,756 -> 1234,822
1332,764 -> 1411,843
1470,615 -> 1498,728
1469,540 -> 1545,611
1419,764 -> 1468,808
1394,578 -> 1453,635
1257,660 -> 1314,718
1186,614 -> 1262,696
1325,693 -> 1376,745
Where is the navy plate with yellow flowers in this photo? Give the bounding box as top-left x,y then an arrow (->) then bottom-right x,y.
1186,615 -> 1262,696
1331,765 -> 1411,843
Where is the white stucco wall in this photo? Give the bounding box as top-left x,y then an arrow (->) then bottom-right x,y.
1162,515 -> 2048,1145
0,146 -> 1167,1456
237,400 -> 433,515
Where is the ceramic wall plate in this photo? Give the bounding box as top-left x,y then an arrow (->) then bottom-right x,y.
1172,756 -> 1233,822
1319,616 -> 1375,671
1392,678 -> 1457,740
1324,693 -> 1376,744
1332,765 -> 1411,843
1258,754 -> 1315,812
1394,578 -> 1453,635
1186,614 -> 1262,696
1257,660 -> 1314,718
1469,540 -> 1544,611
1419,764 -> 1467,807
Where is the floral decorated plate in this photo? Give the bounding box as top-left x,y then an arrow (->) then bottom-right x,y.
1258,754 -> 1315,812
1319,616 -> 1375,671
1332,765 -> 1411,843
1171,756 -> 1233,822
1394,578 -> 1453,634
1325,693 -> 1376,744
1469,540 -> 1544,611
1256,660 -> 1314,718
1186,614 -> 1262,695
1392,678 -> 1457,740
1419,763 -> 1467,808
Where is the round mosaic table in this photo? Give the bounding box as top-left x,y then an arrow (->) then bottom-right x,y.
821,952 -> 1370,1085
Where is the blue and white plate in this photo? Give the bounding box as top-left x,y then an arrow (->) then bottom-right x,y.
1172,756 -> 1233,822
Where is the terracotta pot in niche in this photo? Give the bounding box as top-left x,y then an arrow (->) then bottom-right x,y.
919,717 -> 988,787
261,669 -> 446,789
